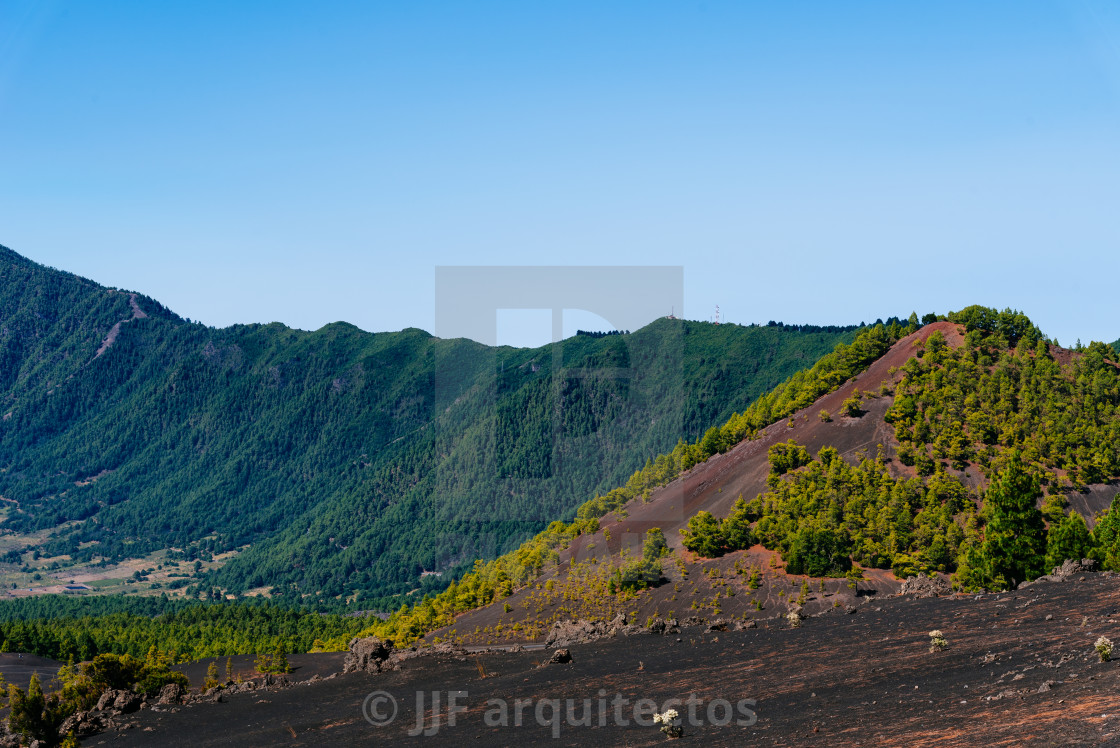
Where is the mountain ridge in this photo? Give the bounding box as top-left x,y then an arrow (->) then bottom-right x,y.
0,245 -> 864,608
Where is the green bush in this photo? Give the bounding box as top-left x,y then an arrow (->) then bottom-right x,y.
680,512 -> 725,558
841,391 -> 863,417
767,441 -> 812,475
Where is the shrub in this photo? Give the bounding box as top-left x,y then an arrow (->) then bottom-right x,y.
768,441 -> 812,475
841,391 -> 863,417
928,630 -> 948,653
611,529 -> 671,593
254,652 -> 272,674
7,675 -> 60,745
1096,636 -> 1113,662
64,653 -> 188,704
653,707 -> 682,738
680,512 -> 724,558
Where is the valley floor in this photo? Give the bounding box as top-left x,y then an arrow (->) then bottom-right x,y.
79,573 -> 1120,746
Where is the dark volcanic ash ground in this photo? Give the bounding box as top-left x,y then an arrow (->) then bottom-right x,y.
80,572 -> 1120,747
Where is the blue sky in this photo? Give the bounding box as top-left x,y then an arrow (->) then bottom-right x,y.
1,1 -> 1119,346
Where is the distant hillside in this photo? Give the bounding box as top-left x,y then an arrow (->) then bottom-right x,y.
0,245 -> 864,607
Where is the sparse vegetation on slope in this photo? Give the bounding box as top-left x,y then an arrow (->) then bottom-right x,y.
677,306 -> 1120,592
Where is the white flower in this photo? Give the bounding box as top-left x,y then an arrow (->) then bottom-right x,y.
928,630 -> 943,639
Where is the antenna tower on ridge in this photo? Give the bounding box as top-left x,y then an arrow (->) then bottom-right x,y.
714,305 -> 720,325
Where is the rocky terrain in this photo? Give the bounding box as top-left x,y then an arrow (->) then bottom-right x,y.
51,565 -> 1120,746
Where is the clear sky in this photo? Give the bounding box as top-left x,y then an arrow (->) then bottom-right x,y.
1,1 -> 1119,347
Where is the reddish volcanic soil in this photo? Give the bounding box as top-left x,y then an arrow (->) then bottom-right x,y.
81,573 -> 1120,747
602,321 -> 969,551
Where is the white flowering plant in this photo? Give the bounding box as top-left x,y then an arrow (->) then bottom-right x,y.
928,629 -> 948,653
653,708 -> 682,738
1095,636 -> 1113,663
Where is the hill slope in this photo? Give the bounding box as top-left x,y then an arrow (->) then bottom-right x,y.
0,245 -> 864,606
357,309 -> 1120,645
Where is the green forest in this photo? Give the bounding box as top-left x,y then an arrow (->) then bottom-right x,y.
0,245 -> 861,606
340,318 -> 919,643
0,596 -> 367,662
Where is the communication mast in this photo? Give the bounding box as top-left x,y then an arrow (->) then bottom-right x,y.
714,305 -> 720,325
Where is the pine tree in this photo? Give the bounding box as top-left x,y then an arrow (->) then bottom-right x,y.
1091,495 -> 1120,570
981,453 -> 1046,587
641,528 -> 668,561
8,674 -> 54,744
253,652 -> 272,675
721,498 -> 754,551
271,643 -> 290,674
203,661 -> 219,690
679,512 -> 724,557
1045,511 -> 1095,571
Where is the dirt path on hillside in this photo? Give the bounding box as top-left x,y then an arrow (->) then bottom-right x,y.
94,293 -> 148,358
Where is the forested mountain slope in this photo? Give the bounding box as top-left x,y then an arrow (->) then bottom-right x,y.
0,245 -> 863,606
